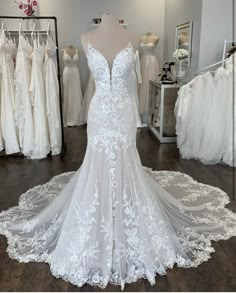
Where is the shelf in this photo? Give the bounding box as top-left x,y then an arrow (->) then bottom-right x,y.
91,23 -> 128,27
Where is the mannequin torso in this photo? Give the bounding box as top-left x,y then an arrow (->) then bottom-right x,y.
81,14 -> 139,66
141,32 -> 159,45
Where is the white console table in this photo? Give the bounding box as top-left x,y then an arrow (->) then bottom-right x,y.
148,80 -> 181,143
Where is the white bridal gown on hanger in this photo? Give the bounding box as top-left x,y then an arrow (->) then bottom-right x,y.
44,35 -> 62,155
0,30 -> 20,154
0,38 -> 3,152
0,41 -> 236,290
222,53 -> 236,166
62,49 -> 82,126
14,34 -> 34,156
29,37 -> 50,159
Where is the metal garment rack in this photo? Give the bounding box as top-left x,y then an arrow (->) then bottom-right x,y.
0,16 -> 66,158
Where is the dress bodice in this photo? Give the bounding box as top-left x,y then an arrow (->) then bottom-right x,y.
63,49 -> 79,68
19,35 -> 32,59
87,42 -> 134,94
140,42 -> 156,56
45,35 -> 57,65
34,40 -> 45,64
0,31 -> 15,62
86,42 -> 136,152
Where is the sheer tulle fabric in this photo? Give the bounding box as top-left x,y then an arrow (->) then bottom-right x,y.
0,41 -> 236,290
175,62 -> 234,166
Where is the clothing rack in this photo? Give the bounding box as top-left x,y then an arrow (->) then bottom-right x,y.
0,16 -> 66,158
196,58 -> 228,74
222,40 -> 236,62
196,39 -> 236,74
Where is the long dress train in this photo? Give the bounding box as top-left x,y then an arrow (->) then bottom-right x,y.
0,41 -> 236,290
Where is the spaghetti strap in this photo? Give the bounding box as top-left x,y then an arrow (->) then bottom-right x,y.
87,31 -> 92,52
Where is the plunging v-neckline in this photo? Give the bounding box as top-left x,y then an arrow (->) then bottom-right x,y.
64,49 -> 77,60
87,41 -> 133,78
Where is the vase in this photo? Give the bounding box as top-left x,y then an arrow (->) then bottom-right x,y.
175,59 -> 187,82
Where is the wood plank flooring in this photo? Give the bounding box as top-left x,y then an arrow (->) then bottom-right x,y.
0,127 -> 235,292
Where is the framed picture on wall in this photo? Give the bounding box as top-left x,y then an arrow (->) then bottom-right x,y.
175,21 -> 193,66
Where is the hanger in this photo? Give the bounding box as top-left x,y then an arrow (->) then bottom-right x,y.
47,19 -> 50,36
31,21 -> 36,44
1,21 -> 13,42
18,19 -> 27,39
0,19 -> 4,32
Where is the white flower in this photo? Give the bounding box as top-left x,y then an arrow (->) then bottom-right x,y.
173,49 -> 189,60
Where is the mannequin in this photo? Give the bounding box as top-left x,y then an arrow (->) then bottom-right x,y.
81,14 -> 139,63
139,32 -> 160,124
141,32 -> 159,45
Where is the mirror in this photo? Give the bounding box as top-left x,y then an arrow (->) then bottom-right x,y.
175,21 -> 193,66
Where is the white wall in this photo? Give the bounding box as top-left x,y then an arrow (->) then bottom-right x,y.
198,0 -> 235,68
163,0 -> 203,75
0,0 -> 165,90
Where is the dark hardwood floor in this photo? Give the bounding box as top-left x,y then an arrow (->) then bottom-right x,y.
0,126 -> 235,292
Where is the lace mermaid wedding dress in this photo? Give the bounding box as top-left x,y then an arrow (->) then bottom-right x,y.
0,41 -> 236,290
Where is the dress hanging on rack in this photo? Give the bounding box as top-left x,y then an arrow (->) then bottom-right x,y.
0,16 -> 65,159
29,37 -> 50,159
0,30 -> 20,154
0,44 -> 3,152
44,35 -> 61,155
62,49 -> 82,127
139,42 -> 160,122
14,34 -> 34,156
222,53 -> 236,166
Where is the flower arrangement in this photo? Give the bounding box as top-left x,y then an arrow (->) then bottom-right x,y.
173,49 -> 189,61
14,0 -> 38,16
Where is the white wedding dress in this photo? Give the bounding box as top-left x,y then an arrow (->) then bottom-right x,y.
14,34 -> 34,156
139,43 -> 160,120
44,35 -> 62,155
222,53 -> 236,166
0,41 -> 236,290
62,49 -> 82,127
0,30 -> 20,154
29,39 -> 50,159
0,37 -> 3,152
175,63 -> 233,166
